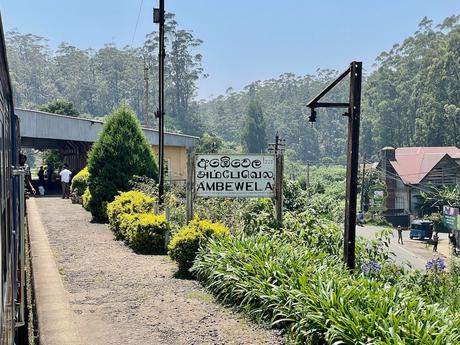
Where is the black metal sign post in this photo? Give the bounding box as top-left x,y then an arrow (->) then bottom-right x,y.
154,0 -> 166,205
306,61 -> 362,269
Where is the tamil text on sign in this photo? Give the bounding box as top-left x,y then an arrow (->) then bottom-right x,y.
195,154 -> 276,198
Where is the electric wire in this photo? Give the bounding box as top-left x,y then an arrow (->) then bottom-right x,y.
365,158 -> 459,195
131,0 -> 144,47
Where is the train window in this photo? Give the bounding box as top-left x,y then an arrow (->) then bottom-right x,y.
0,118 -> 4,303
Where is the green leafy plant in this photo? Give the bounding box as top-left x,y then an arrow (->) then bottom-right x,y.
129,175 -> 158,198
193,234 -> 460,344
106,190 -> 156,239
86,105 -> 158,220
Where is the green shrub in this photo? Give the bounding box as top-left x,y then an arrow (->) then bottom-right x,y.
106,191 -> 156,239
71,167 -> 89,196
87,105 -> 158,221
364,212 -> 390,226
168,219 -> 229,272
129,175 -> 158,198
119,213 -> 169,254
82,187 -> 91,211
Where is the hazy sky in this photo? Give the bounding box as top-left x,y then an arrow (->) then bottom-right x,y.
1,1 -> 459,99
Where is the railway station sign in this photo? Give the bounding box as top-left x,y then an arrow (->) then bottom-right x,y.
195,154 -> 276,198
369,184 -> 387,211
443,206 -> 460,230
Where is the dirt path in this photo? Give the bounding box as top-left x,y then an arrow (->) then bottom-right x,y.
31,197 -> 283,345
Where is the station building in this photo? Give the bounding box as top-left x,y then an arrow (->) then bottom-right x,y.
16,108 -> 199,182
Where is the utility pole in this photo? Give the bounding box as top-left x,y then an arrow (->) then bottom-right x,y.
306,61 -> 362,270
143,56 -> 149,126
306,161 -> 310,197
154,0 -> 165,204
360,154 -> 366,212
268,134 -> 285,226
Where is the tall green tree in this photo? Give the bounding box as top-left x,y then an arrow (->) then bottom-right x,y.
241,89 -> 267,153
87,105 -> 158,220
38,99 -> 80,116
362,15 -> 460,155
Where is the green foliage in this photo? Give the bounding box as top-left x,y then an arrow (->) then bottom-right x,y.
106,191 -> 156,239
7,13 -> 206,134
241,89 -> 267,153
425,212 -> 448,233
87,105 -> 158,220
195,132 -> 224,153
418,186 -> 460,215
362,15 -> 460,154
283,180 -> 307,213
82,187 -> 91,211
364,212 -> 390,226
129,175 -> 158,198
168,219 -> 229,272
193,233 -> 460,344
119,213 -> 169,254
43,150 -> 64,171
70,167 -> 89,196
242,198 -> 278,233
38,99 -> 79,116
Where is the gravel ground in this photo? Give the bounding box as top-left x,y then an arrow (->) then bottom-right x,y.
34,197 -> 284,345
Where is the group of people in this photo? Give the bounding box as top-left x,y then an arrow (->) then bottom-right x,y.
19,154 -> 72,199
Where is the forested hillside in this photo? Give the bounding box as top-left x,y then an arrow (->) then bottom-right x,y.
6,14 -> 459,160
362,16 -> 460,155
200,16 -> 459,161
6,13 -> 206,134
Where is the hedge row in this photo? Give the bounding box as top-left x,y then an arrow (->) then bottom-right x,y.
106,191 -> 168,254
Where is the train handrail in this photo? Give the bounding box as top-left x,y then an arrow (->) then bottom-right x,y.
12,167 -> 26,328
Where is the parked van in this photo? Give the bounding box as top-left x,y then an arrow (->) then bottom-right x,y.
409,220 -> 433,240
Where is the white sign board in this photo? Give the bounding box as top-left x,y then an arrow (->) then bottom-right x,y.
195,154 -> 276,198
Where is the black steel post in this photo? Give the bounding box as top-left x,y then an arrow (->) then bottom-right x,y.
158,0 -> 165,204
360,154 -> 366,212
343,61 -> 362,269
306,61 -> 362,270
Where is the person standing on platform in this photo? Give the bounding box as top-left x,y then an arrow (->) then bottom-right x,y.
397,225 -> 404,245
19,153 -> 36,195
433,232 -> 439,252
59,163 -> 72,199
38,166 -> 45,185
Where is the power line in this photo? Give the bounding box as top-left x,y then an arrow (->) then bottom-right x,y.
364,158 -> 460,179
131,0 -> 144,47
367,159 -> 457,195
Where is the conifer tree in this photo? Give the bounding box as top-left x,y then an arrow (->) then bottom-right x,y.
241,90 -> 267,153
87,105 -> 158,220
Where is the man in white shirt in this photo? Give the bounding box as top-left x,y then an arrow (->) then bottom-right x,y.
59,164 -> 72,199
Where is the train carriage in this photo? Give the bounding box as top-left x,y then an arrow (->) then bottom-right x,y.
0,13 -> 27,345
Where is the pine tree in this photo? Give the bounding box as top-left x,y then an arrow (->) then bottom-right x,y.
87,105 -> 158,220
241,91 -> 267,153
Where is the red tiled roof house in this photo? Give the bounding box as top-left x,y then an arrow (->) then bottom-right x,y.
378,146 -> 460,214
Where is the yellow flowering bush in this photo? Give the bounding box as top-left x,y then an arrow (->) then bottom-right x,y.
119,213 -> 169,254
106,191 -> 156,239
168,219 -> 229,272
70,167 -> 89,196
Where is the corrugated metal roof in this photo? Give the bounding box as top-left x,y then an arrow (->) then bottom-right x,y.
389,147 -> 460,185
